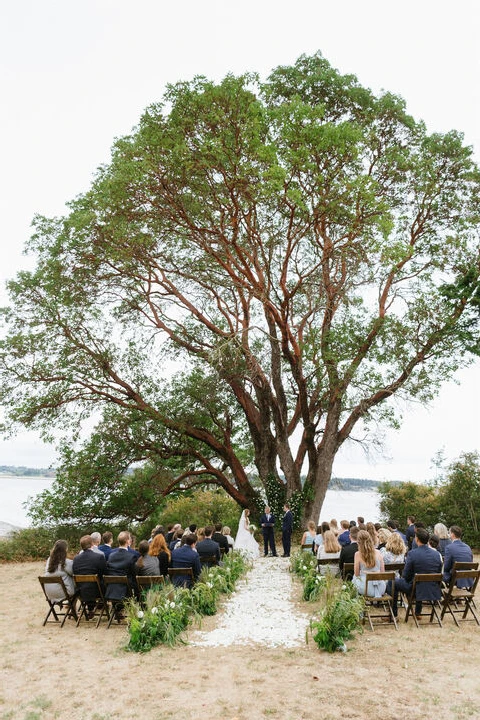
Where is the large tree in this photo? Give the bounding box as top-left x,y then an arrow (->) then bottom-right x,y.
1,53 -> 479,524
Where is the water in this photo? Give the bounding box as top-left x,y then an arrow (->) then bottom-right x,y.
0,476 -> 380,529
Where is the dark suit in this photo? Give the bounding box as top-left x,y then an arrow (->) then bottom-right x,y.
212,532 -> 230,555
105,547 -> 137,600
281,510 -> 293,556
405,524 -> 416,550
392,543 -> 442,615
72,548 -> 107,605
260,512 -> 277,556
443,539 -> 473,588
171,545 -> 201,587
196,538 -> 221,565
339,541 -> 358,580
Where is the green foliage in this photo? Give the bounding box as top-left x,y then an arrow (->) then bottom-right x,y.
157,488 -> 241,532
437,452 -> 480,547
125,550 -> 249,652
310,585 -> 364,653
291,550 -> 323,601
378,481 -> 440,530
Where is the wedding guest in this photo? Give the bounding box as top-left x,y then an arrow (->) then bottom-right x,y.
377,527 -> 391,551
317,530 -> 341,575
337,520 -> 351,546
98,531 -> 115,558
148,533 -> 171,576
329,518 -> 340,536
212,523 -> 230,555
171,534 -> 201,587
339,525 -> 359,580
300,521 -> 316,551
90,532 -> 103,554
313,521 -> 331,554
196,526 -> 221,565
366,522 -> 379,548
443,525 -> 473,588
44,539 -> 76,601
405,515 -> 416,550
169,528 -> 184,551
352,530 -> 386,597
72,535 -> 107,616
428,534 -> 443,561
136,540 -> 160,576
433,523 -> 452,558
387,519 -> 406,543
222,526 -> 235,551
381,531 -> 406,564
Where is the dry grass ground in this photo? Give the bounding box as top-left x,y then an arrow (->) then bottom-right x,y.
1,561 -> 480,720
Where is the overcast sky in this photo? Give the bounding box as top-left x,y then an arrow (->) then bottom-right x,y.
0,0 -> 479,481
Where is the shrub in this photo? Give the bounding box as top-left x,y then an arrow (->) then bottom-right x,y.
310,584 -> 364,653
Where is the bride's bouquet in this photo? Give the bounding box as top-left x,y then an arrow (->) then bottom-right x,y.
248,524 -> 257,534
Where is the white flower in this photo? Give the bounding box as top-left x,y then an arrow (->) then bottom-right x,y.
137,610 -> 144,619
342,584 -> 347,590
170,601 -> 176,609
151,606 -> 158,614
302,565 -> 307,570
207,582 -> 213,589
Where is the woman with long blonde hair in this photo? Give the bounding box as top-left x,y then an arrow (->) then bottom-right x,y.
352,530 -> 386,597
317,530 -> 341,576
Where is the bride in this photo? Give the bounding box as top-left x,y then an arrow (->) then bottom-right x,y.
234,509 -> 260,559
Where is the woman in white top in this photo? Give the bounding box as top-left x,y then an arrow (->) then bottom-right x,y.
44,539 -> 76,600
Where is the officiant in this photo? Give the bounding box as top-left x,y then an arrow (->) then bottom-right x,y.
260,506 -> 277,557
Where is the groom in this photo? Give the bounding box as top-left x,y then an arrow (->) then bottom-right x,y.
260,505 -> 277,557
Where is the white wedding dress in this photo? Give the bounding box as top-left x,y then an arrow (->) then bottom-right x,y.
234,510 -> 260,559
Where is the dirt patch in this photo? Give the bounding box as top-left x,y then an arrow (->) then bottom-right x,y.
1,561 -> 480,720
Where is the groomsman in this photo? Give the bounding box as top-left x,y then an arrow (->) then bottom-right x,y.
260,506 -> 277,557
281,504 -> 294,557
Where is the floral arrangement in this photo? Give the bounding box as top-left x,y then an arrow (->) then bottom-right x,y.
309,583 -> 364,653
125,550 -> 250,652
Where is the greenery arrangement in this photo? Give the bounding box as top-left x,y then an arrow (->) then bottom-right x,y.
125,550 -> 250,653
310,584 -> 365,653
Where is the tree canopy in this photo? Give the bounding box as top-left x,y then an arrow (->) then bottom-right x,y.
1,53 -> 479,525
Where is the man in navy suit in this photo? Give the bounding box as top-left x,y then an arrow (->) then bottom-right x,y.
105,531 -> 138,619
281,504 -> 294,557
196,526 -> 221,566
260,506 -> 277,557
390,527 -> 442,617
72,535 -> 107,616
171,534 -> 201,587
443,525 -> 473,588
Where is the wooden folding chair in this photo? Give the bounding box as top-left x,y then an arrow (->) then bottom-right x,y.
342,562 -> 354,581
38,576 -> 78,627
317,558 -> 340,575
384,562 -> 405,576
441,569 -> 480,626
363,571 -> 397,630
73,574 -> 110,627
103,576 -> 133,628
199,555 -> 218,568
404,573 -> 443,628
136,575 -> 165,607
168,567 -> 194,587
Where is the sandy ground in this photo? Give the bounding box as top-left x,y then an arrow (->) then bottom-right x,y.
2,560 -> 480,720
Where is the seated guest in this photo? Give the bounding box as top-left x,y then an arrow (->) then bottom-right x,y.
366,521 -> 379,548
166,524 -> 180,544
171,534 -> 201,587
317,530 -> 341,575
391,527 -> 442,617
352,530 -> 386,597
148,533 -> 171,577
428,534 -> 443,561
329,519 -> 340,536
377,527 -> 391,552
387,519 -> 407,543
443,525 -> 473,588
339,525 -> 359,580
90,532 -> 103,554
44,539 -> 76,601
301,521 -> 316,550
196,526 -> 221,565
313,522 -> 331,554
337,520 -> 351,547
98,531 -> 115,558
212,523 -> 230,554
434,523 -> 452,558
222,526 -> 235,551
381,531 -> 406,568
136,540 -> 160,576
72,535 -> 107,616
169,528 -> 184,552
105,531 -> 138,620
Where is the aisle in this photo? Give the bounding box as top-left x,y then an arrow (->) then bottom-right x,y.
189,556 -> 310,647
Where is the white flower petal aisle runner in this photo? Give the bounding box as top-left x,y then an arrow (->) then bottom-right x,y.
190,557 -> 309,647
